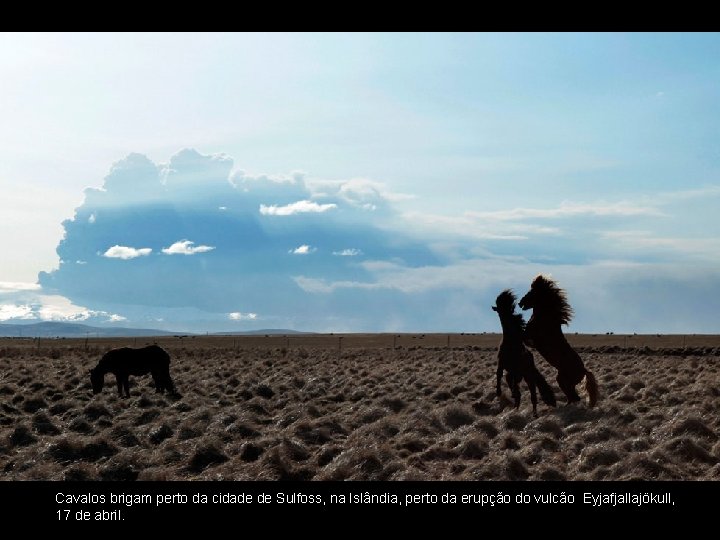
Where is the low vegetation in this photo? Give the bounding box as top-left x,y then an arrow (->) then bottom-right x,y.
0,335 -> 718,480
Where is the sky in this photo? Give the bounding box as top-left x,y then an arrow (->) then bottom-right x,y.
1,32 -> 719,333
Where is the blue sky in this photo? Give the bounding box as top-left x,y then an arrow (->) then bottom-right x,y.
1,33 -> 719,332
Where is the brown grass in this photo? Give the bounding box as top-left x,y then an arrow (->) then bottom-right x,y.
0,335 -> 718,480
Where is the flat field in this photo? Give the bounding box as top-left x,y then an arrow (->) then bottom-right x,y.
1,333 -> 718,480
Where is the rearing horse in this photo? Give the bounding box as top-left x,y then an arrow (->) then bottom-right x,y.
519,275 -> 599,407
493,289 -> 556,416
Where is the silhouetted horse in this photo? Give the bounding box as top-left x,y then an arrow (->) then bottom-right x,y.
90,345 -> 176,398
493,290 -> 556,416
519,275 -> 599,407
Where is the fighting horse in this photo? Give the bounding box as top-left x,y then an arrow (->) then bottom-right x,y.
519,275 -> 599,407
493,289 -> 556,416
90,345 -> 176,398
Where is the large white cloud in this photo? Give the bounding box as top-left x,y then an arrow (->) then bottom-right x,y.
0,304 -> 34,321
35,295 -> 127,322
0,292 -> 126,324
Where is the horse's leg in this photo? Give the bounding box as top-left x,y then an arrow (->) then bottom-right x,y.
165,372 -> 176,395
123,376 -> 130,398
557,372 -> 581,404
116,376 -> 123,396
508,373 -> 521,409
525,374 -> 538,417
496,363 -> 503,396
161,372 -> 174,394
512,382 -> 521,409
151,371 -> 163,393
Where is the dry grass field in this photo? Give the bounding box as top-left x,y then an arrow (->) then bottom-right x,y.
1,333 -> 718,480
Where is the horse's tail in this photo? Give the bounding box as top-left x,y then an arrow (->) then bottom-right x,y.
531,366 -> 556,407
584,369 -> 599,408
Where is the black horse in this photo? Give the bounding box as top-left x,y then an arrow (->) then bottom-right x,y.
493,289 -> 556,416
90,345 -> 176,398
519,275 -> 599,407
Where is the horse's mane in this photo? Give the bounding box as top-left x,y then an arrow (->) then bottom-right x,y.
530,275 -> 574,325
495,289 -> 526,331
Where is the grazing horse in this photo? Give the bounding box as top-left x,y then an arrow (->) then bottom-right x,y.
519,275 -> 599,407
493,290 -> 556,416
90,345 -> 176,398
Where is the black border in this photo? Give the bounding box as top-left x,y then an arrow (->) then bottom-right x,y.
6,480 -> 716,524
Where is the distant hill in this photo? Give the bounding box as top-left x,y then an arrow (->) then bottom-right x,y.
0,321 -> 177,338
0,322 -> 314,338
210,329 -> 314,336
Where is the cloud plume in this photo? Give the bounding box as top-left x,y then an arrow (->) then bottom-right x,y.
32,149 -> 720,333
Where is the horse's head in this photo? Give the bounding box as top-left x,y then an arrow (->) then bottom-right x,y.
518,288 -> 535,311
492,289 -> 517,315
519,274 -> 573,324
89,368 -> 104,394
519,274 -> 553,310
